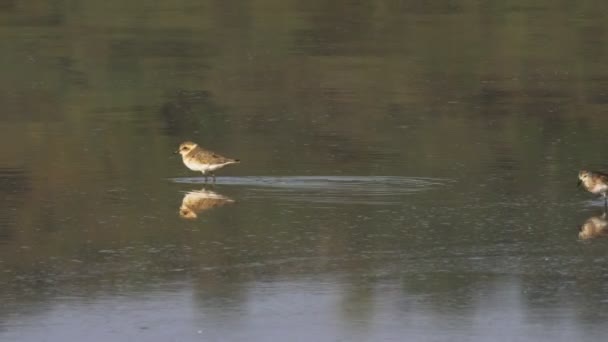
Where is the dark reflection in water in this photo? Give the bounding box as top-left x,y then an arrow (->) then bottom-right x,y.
179,189 -> 235,219
0,168 -> 29,243
160,90 -> 224,137
3,0 -> 608,341
578,212 -> 608,240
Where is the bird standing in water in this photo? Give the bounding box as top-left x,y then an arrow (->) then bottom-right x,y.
578,170 -> 608,210
177,141 -> 240,183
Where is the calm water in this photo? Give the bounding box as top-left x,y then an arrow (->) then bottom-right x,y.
2,1 -> 608,341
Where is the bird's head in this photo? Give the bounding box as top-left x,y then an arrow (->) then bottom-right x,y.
578,170 -> 591,187
177,141 -> 198,156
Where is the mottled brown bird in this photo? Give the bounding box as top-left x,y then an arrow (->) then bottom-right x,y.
177,141 -> 240,182
179,189 -> 235,219
578,170 -> 608,209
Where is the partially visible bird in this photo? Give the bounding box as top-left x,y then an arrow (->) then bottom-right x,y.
177,141 -> 240,182
578,170 -> 608,209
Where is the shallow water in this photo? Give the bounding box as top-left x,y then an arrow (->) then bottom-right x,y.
3,1 -> 608,341
173,176 -> 449,205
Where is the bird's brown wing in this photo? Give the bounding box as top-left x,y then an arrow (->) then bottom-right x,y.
596,171 -> 608,183
192,148 -> 233,164
210,152 -> 236,164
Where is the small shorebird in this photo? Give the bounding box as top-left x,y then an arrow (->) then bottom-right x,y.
177,141 -> 240,182
578,170 -> 608,209
179,189 -> 235,219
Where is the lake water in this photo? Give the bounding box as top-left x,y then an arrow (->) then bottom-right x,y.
2,1 -> 608,341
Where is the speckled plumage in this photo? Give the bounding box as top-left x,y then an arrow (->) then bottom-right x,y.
177,141 -> 240,182
578,170 -> 608,195
578,170 -> 608,210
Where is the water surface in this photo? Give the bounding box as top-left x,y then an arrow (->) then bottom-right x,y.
2,1 -> 608,341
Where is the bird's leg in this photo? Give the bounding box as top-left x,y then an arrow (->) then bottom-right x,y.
203,172 -> 208,183
212,173 -> 216,183
604,193 -> 607,213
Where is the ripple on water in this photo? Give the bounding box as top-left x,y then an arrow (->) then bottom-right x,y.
170,176 -> 452,205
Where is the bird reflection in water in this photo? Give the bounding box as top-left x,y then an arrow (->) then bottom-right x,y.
578,212 -> 608,240
179,188 -> 235,219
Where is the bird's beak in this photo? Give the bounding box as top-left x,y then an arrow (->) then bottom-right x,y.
174,150 -> 180,154
577,179 -> 582,187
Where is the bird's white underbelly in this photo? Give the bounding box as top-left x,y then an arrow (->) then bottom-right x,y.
184,160 -> 228,174
590,183 -> 608,194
